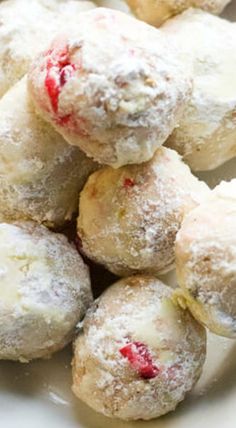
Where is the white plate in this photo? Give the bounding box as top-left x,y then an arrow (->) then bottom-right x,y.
1,1 -> 236,427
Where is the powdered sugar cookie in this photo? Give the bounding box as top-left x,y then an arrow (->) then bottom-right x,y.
0,77 -> 97,227
176,179 -> 236,338
0,221 -> 92,362
72,276 -> 206,420
77,147 -> 209,276
28,8 -> 192,167
163,9 -> 236,171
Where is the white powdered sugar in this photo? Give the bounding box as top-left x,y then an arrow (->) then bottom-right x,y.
78,146 -> 209,276
176,179 -> 236,337
0,221 -> 92,361
72,276 -> 206,420
0,77 -> 97,227
163,9 -> 236,171
28,7 -> 192,167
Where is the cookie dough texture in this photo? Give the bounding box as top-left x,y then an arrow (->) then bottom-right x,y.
126,0 -> 230,26
176,179 -> 236,338
0,77 -> 97,227
0,0 -> 96,97
72,276 -> 206,420
77,147 -> 210,276
0,221 -> 92,362
28,8 -> 192,167
163,9 -> 236,171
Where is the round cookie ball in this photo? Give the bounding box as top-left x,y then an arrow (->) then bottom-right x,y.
126,0 -> 230,26
163,9 -> 236,171
77,147 -> 210,276
72,275 -> 206,420
28,8 -> 192,167
0,77 -> 97,228
0,221 -> 92,362
175,179 -> 236,338
0,0 -> 96,98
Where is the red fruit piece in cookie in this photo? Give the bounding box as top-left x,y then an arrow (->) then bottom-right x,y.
123,178 -> 135,188
120,341 -> 159,379
45,44 -> 76,114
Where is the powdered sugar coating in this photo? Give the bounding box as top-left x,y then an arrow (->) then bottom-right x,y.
72,276 -> 206,420
77,147 -> 210,276
0,77 -> 97,227
28,8 -> 192,167
163,9 -> 236,171
175,179 -> 236,338
126,0 -> 230,26
0,0 -> 96,98
0,221 -> 92,362
96,0 -> 131,12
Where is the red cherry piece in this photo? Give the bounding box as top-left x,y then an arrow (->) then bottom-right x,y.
45,45 -> 76,114
45,69 -> 60,114
119,341 -> 159,379
123,178 -> 135,188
